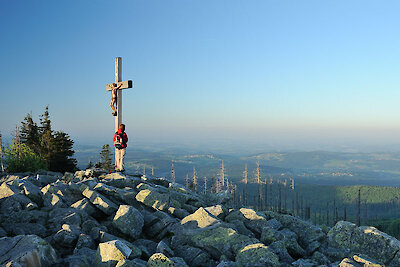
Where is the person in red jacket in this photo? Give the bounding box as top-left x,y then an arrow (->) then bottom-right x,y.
113,123 -> 128,172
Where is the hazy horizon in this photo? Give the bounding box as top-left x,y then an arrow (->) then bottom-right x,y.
1,0 -> 400,154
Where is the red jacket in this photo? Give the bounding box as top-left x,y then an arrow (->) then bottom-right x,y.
113,129 -> 128,148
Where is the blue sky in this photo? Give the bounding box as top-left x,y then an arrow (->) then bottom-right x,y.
1,0 -> 400,151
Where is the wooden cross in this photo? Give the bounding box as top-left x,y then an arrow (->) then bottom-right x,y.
106,57 -> 133,132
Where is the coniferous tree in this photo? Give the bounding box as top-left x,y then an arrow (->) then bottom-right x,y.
20,113 -> 41,154
39,106 -> 53,165
50,131 -> 77,172
86,160 -> 94,169
99,144 -> 113,172
18,106 -> 77,172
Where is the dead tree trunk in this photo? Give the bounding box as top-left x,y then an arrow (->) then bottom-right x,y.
333,197 -> 337,224
204,176 -> 207,194
284,179 -> 287,212
243,164 -> 248,206
357,188 -> 361,227
278,181 -> 282,214
171,161 -> 175,183
264,178 -> 268,210
326,202 -> 329,226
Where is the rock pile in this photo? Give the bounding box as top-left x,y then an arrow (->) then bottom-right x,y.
0,169 -> 399,266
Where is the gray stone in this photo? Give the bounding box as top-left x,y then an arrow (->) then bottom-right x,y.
48,208 -> 88,232
12,179 -> 43,204
216,260 -> 236,267
291,258 -> 319,266
64,247 -> 95,267
328,221 -> 400,265
53,224 -> 81,248
71,198 -> 97,216
82,187 -> 118,215
101,173 -> 141,189
235,243 -> 279,267
207,190 -> 230,205
2,222 -> 47,237
0,196 -> 22,214
0,235 -> 57,266
112,205 -> 144,239
125,258 -> 147,267
279,228 -> 306,258
352,254 -> 384,266
143,211 -> 179,239
98,231 -> 142,259
135,188 -> 170,211
181,207 -> 220,228
35,174 -> 60,185
278,214 -> 325,252
339,258 -> 362,267
311,251 -> 331,266
268,240 -> 295,264
228,219 -> 255,237
132,239 -> 157,258
147,253 -> 176,267
260,227 -> 283,245
225,208 -> 268,235
204,205 -> 227,220
43,192 -> 66,208
167,207 -> 190,219
187,226 -> 259,260
170,257 -> 189,267
94,240 -> 132,267
0,227 -> 6,237
147,177 -> 171,188
75,233 -> 96,250
172,245 -> 215,267
266,218 -> 283,230
156,241 -> 174,258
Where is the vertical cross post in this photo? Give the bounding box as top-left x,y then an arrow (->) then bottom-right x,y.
115,57 -> 122,132
106,57 -> 133,171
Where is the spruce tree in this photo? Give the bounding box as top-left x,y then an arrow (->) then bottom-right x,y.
86,160 -> 94,169
50,131 -> 77,172
99,144 -> 113,172
20,113 -> 41,154
39,106 -> 53,166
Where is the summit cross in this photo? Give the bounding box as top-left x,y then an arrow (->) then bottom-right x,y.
106,57 -> 133,132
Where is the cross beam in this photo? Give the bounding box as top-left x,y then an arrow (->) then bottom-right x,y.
106,80 -> 133,91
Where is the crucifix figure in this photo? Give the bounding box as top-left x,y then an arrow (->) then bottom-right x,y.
106,57 -> 133,169
110,83 -> 123,116
106,57 -> 133,132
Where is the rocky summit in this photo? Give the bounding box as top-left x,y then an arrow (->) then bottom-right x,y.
0,169 -> 399,266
